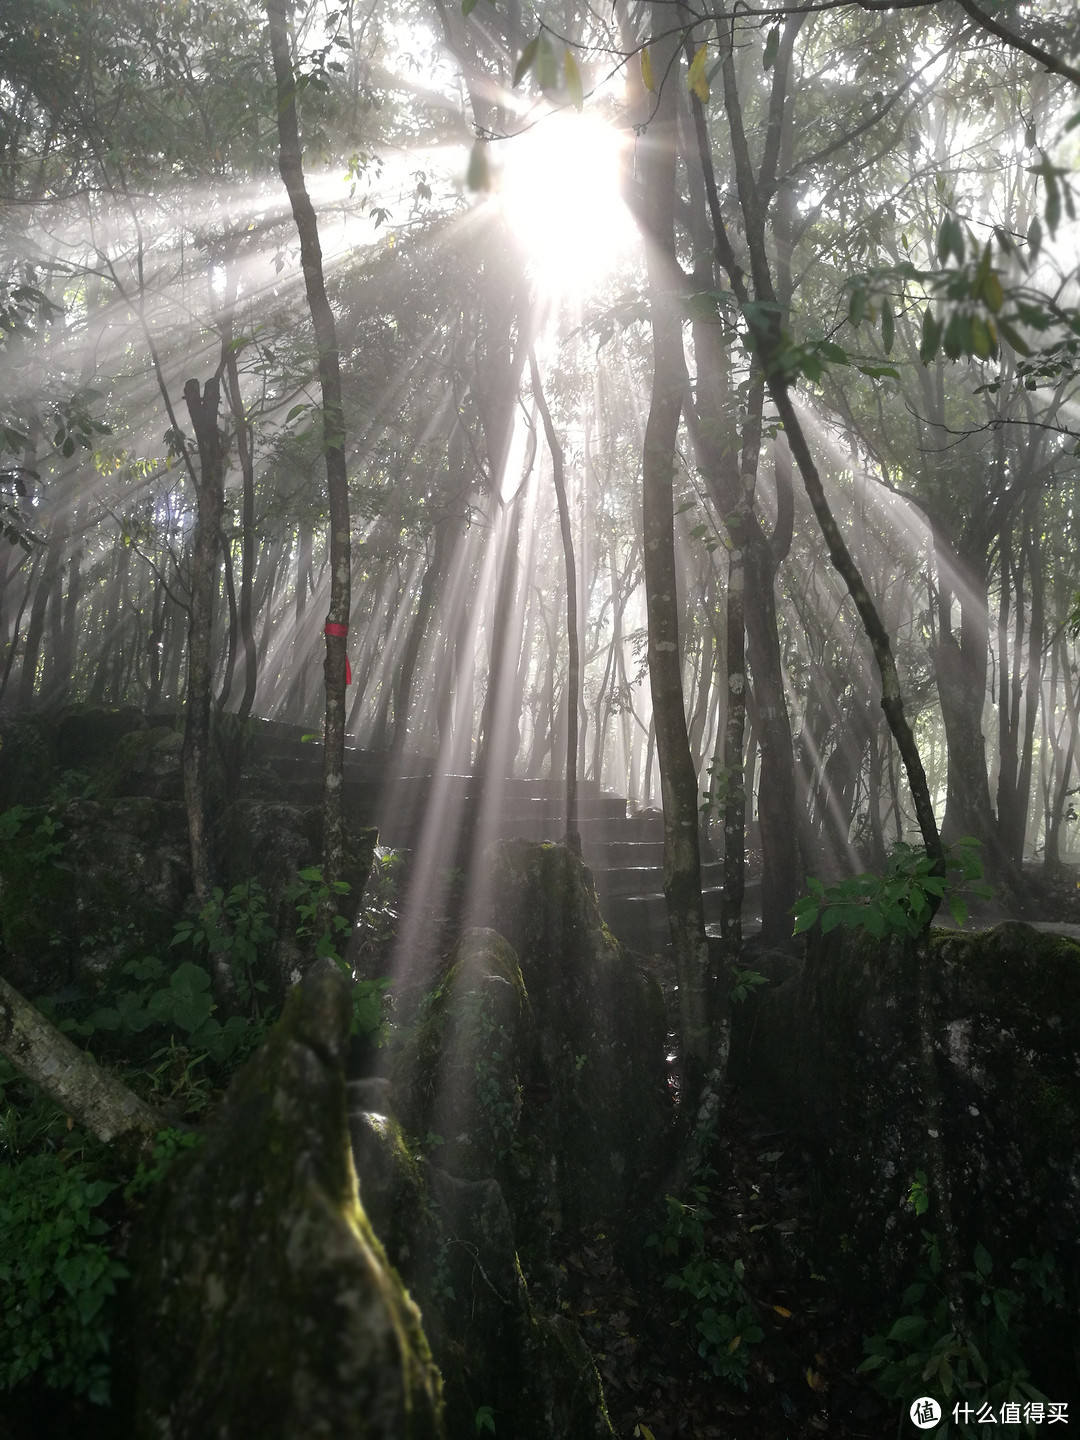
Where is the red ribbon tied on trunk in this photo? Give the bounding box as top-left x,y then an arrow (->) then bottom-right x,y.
323,621 -> 352,685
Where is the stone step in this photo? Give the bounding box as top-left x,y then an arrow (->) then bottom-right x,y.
601,880 -> 763,950
591,860 -> 725,899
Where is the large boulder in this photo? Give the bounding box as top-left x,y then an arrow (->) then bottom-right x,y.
0,796 -> 189,997
348,1080 -> 613,1440
483,841 -> 670,1230
392,928 -> 531,1192
130,961 -> 443,1440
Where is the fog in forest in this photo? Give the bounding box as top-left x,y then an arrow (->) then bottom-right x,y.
2,1 -> 1080,1435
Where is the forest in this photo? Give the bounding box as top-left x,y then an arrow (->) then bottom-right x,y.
1,0 -> 1079,1436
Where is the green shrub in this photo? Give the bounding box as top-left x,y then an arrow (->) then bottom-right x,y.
0,1153 -> 126,1404
645,1187 -> 763,1388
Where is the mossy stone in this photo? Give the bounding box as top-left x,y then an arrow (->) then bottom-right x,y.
0,713 -> 58,808
484,841 -> 669,1231
392,928 -> 530,1188
131,961 -> 444,1440
732,920 -> 1080,1340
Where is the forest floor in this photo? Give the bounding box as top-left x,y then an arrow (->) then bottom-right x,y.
560,1089 -> 890,1440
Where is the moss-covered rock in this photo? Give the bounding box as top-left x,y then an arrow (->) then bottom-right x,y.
731,922 -> 1080,1355
346,1086 -> 613,1440
56,706 -> 148,773
484,841 -> 669,1231
107,725 -> 184,800
130,961 -> 444,1440
393,928 -> 530,1190
0,713 -> 58,808
0,797 -> 189,996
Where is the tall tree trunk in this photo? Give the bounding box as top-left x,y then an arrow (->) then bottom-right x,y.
639,9 -> 713,1082
217,534 -> 239,712
17,503 -> 67,710
1045,635 -> 1079,871
389,519 -> 450,756
268,0 -> 351,884
182,377 -> 225,914
287,522 -> 314,723
226,346 -> 259,721
530,350 -> 581,852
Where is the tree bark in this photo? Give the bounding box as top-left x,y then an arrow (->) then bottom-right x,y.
0,976 -> 159,1145
639,9 -> 713,1081
182,376 -> 225,912
530,350 -> 581,852
268,0 -> 351,884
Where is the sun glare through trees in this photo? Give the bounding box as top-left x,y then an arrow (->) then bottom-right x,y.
495,109 -> 635,297
2,0 -> 1080,1434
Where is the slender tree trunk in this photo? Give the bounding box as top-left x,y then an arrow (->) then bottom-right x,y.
225,347 -> 259,721
217,535 -> 239,712
1045,636 -> 1079,871
639,10 -> 713,1082
287,522 -> 314,723
268,0 -> 351,884
17,504 -> 67,709
0,557 -> 39,702
530,350 -> 581,852
182,377 -> 225,914
389,519 -> 451,755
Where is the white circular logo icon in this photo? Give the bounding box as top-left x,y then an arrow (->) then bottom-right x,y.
910,1397 -> 942,1429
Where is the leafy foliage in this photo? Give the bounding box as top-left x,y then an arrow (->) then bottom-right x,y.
859,1196 -> 1063,1429
791,838 -> 992,940
172,879 -> 275,1018
0,1154 -> 126,1404
645,1187 -> 763,1389
287,865 -> 390,1041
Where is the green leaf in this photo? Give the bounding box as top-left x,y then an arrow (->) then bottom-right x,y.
996,317 -> 1031,356
1027,215 -> 1042,259
512,35 -> 539,89
919,305 -> 941,365
792,902 -> 818,935
687,44 -> 709,103
564,49 -> 583,111
1045,178 -> 1061,235
87,1007 -> 121,1032
971,314 -> 992,360
974,1242 -> 993,1278
947,894 -> 967,929
462,0 -> 480,12
943,309 -> 968,360
535,33 -> 558,92
817,339 -> 850,365
640,46 -> 655,93
466,140 -> 491,192
887,1314 -> 927,1344
762,24 -> 780,71
171,962 -> 212,993
880,298 -> 894,355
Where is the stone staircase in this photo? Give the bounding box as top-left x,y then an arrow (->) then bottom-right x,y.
240,720 -> 759,952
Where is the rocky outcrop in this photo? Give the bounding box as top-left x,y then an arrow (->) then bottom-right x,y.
350,1069 -> 614,1440
484,840 -> 670,1230
731,922 -> 1080,1387
130,961 -> 443,1440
